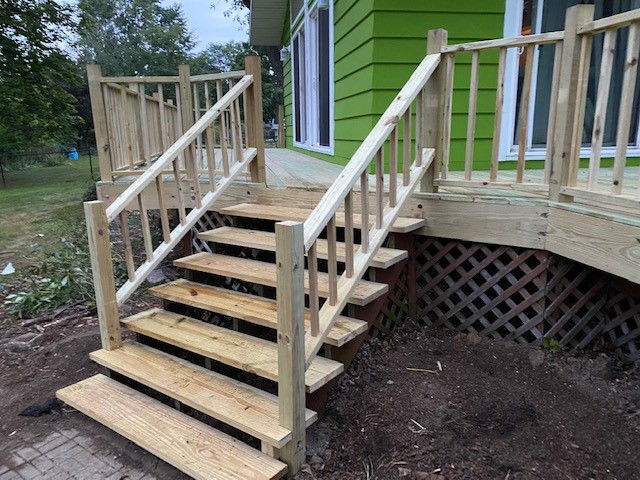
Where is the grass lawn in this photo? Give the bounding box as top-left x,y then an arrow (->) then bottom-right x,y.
0,156 -> 97,269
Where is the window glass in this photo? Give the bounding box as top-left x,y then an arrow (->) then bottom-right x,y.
292,0 -> 304,20
318,8 -> 330,147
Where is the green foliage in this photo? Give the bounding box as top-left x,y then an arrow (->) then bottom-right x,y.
4,235 -> 95,318
542,338 -> 563,353
77,0 -> 195,76
0,0 -> 81,158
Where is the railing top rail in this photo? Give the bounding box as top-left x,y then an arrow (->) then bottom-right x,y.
301,53 -> 441,251
441,31 -> 564,54
578,8 -> 640,34
104,74 -> 254,223
190,71 -> 245,82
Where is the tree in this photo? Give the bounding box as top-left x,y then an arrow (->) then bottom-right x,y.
76,0 -> 195,76
0,0 -> 81,157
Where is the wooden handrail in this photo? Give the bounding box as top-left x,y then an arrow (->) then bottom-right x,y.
302,53 -> 441,252
441,31 -> 564,53
105,75 -> 253,222
578,8 -> 640,34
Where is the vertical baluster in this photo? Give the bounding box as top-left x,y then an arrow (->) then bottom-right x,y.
216,80 -> 230,175
119,211 -> 136,279
157,85 -> 168,151
175,83 -> 185,168
390,125 -> 398,207
375,149 -> 384,229
344,191 -> 354,278
103,84 -> 119,173
192,83 -> 203,169
360,172 -> 370,253
190,141 -> 202,209
232,98 -> 244,163
516,45 -> 534,184
327,215 -> 338,306
441,53 -> 455,179
138,84 -> 150,165
587,31 -> 615,191
308,241 -> 320,336
403,107 -> 411,186
545,41 -> 563,184
137,193 -> 154,262
155,176 -> 171,243
120,88 -> 134,169
491,48 -> 507,182
415,90 -> 423,169
204,81 -> 217,190
172,158 -> 186,224
465,50 -> 480,181
615,23 -> 640,195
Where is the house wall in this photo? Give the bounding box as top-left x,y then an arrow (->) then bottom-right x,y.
282,0 -> 506,169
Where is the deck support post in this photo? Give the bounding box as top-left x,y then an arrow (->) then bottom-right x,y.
421,29 -> 448,193
549,5 -> 595,202
178,64 -> 196,181
275,221 -> 306,476
84,201 -> 121,351
245,56 -> 267,184
87,64 -> 113,182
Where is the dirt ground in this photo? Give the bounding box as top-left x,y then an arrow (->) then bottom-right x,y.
1,302 -> 639,479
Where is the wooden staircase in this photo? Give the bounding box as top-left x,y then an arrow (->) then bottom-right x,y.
57,202 -> 423,479
58,51 -> 441,478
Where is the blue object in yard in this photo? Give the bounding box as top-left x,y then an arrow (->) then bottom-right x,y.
68,148 -> 79,160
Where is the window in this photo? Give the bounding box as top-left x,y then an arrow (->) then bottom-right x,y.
502,0 -> 640,160
291,1 -> 334,153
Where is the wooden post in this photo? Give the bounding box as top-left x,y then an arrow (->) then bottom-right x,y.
244,56 -> 267,184
421,29 -> 448,192
178,64 -> 196,180
277,104 -> 285,148
87,65 -> 113,182
548,5 -> 594,202
84,201 -> 121,351
275,221 -> 306,475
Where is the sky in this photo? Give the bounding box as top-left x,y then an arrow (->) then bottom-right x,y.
163,0 -> 248,50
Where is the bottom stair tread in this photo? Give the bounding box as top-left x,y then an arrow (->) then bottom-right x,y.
122,308 -> 344,393
90,341 -> 317,448
56,374 -> 287,480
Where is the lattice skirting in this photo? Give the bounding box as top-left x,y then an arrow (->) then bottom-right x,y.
415,236 -> 640,364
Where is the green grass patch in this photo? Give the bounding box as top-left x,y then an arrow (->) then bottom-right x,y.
0,156 -> 96,266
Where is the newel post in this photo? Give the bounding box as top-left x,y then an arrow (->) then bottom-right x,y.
178,64 -> 197,180
84,201 -> 121,350
548,4 -> 594,202
421,29 -> 448,193
245,55 -> 267,184
275,221 -> 306,474
86,64 -> 113,182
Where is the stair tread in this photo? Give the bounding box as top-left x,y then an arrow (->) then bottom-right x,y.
198,226 -> 408,269
122,308 -> 344,393
220,203 -> 425,233
150,279 -> 368,347
175,252 -> 388,306
90,341 -> 317,448
56,374 -> 287,480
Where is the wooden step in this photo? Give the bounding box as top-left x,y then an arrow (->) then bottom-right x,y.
150,279 -> 368,347
121,308 -> 344,393
175,252 -> 388,306
57,374 -> 287,480
220,203 -> 425,233
90,341 -> 317,448
198,226 -> 408,269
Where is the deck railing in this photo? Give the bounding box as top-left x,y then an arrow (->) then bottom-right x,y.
85,57 -> 265,352
88,59 -> 265,184
429,5 -> 640,210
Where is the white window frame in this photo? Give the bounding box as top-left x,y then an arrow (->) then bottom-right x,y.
501,0 -> 640,161
290,0 -> 335,155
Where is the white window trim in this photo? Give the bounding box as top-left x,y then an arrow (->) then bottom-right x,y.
290,0 -> 335,155
501,0 -> 640,161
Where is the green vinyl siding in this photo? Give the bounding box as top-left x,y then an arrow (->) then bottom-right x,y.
282,0 -> 506,169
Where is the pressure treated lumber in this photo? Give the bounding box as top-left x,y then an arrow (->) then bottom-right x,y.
220,203 -> 425,233
174,253 -> 388,306
198,227 -> 408,269
56,374 -> 287,480
90,342 -> 316,447
121,308 -> 344,393
149,279 -> 367,347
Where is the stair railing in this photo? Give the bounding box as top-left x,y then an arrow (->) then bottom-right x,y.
85,72 -> 261,352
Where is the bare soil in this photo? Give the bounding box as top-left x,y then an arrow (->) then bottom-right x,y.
297,321 -> 640,480
1,301 -> 639,480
